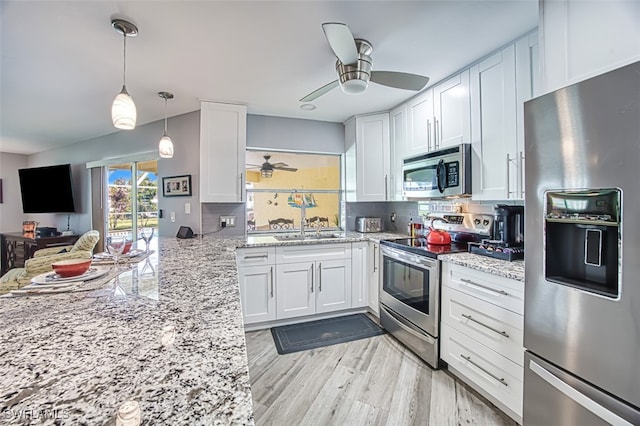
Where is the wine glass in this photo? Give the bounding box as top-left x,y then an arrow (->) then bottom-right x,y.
140,228 -> 154,253
107,236 -> 126,271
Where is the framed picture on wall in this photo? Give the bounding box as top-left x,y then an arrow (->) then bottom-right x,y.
162,175 -> 192,197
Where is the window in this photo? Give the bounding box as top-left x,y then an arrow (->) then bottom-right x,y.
246,150 -> 341,232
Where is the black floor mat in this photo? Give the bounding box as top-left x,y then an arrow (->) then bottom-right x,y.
270,313 -> 386,355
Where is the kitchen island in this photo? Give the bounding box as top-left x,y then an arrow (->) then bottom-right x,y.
0,237 -> 253,425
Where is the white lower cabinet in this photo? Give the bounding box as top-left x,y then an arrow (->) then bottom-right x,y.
276,261 -> 315,319
368,242 -> 380,316
276,259 -> 352,319
441,262 -> 524,423
238,243 -> 360,325
351,241 -> 380,316
236,247 -> 276,325
237,265 -> 276,324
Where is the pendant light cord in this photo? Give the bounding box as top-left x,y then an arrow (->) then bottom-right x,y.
122,34 -> 127,86
164,98 -> 168,133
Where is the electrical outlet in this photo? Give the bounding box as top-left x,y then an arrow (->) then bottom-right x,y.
220,215 -> 236,227
390,213 -> 396,223
185,202 -> 191,215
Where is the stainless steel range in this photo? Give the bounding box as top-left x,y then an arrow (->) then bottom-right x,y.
379,213 -> 489,368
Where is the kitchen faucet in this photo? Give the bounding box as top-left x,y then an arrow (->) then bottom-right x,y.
299,203 -> 306,237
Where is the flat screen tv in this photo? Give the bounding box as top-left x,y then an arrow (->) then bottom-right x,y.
18,164 -> 76,213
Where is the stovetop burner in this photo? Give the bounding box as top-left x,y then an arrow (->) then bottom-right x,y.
380,238 -> 469,259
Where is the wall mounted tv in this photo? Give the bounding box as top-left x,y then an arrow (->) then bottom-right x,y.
18,164 -> 76,213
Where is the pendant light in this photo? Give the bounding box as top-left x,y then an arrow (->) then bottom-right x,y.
158,92 -> 174,158
111,19 -> 138,130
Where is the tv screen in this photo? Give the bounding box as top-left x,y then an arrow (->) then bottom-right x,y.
18,164 -> 76,213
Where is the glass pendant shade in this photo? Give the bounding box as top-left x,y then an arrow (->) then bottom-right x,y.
159,133 -> 174,158
112,85 -> 137,130
261,169 -> 273,178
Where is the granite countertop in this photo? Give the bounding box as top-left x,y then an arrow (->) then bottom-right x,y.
239,231 -> 407,248
0,237 -> 253,425
439,252 -> 525,282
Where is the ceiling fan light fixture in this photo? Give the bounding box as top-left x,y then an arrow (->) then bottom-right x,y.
261,169 -> 273,178
340,79 -> 368,95
158,91 -> 174,159
111,18 -> 138,130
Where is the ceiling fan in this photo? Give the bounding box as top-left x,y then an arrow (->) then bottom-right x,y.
247,155 -> 298,178
300,22 -> 430,102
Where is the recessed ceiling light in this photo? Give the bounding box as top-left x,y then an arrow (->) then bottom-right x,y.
300,104 -> 316,111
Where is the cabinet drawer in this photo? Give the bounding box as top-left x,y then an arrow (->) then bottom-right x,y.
441,324 -> 523,418
442,285 -> 524,366
236,247 -> 275,267
276,244 -> 351,264
442,262 -> 524,314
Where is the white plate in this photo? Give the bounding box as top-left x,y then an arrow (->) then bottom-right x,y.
30,266 -> 110,285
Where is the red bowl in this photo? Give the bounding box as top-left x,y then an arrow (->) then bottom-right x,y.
52,259 -> 92,278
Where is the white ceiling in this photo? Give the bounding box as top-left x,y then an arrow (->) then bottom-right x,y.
0,1 -> 538,155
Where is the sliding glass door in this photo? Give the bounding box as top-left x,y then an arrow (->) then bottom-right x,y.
105,161 -> 158,246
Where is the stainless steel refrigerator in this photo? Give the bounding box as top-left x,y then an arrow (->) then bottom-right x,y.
523,61 -> 640,425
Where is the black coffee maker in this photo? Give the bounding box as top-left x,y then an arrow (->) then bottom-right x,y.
492,204 -> 524,247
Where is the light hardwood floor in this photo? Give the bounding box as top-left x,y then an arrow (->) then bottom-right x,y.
245,329 -> 518,426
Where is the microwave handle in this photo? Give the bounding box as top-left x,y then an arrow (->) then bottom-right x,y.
436,160 -> 446,193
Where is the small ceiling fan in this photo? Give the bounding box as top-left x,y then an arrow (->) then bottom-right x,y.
300,22 -> 430,102
247,155 -> 298,178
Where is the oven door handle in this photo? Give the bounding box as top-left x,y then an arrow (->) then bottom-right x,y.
381,246 -> 437,269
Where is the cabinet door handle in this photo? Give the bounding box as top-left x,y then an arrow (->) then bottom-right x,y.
519,150 -> 525,198
505,153 -> 511,199
461,313 -> 510,338
460,278 -> 509,296
460,354 -> 508,386
384,175 -> 388,201
243,254 -> 268,260
239,173 -> 244,201
435,118 -> 441,150
318,263 -> 322,292
427,119 -> 432,151
310,264 -> 314,292
373,245 -> 378,272
270,266 -> 274,298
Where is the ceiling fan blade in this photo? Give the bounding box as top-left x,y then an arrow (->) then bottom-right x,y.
246,163 -> 262,167
370,71 -> 429,91
322,23 -> 358,65
276,167 -> 298,172
246,166 -> 262,170
270,162 -> 288,168
300,80 -> 339,102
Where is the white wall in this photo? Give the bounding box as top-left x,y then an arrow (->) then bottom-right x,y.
26,110 -> 201,237
9,112 -> 344,238
247,115 -> 344,154
0,152 -> 29,232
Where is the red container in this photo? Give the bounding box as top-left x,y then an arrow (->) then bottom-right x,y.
52,259 -> 92,278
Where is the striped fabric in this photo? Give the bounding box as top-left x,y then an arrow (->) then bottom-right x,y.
0,230 -> 100,294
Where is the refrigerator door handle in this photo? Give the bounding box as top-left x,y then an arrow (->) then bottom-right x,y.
529,360 -> 634,426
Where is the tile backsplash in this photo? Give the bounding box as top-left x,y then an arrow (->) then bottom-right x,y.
201,203 -> 246,237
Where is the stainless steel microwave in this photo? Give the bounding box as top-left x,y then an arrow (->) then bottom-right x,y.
402,144 -> 472,199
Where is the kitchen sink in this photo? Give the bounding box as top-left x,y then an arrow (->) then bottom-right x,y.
273,233 -> 342,241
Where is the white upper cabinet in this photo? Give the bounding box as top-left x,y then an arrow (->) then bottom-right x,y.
471,31 -> 539,201
344,113 -> 391,202
433,70 -> 471,149
470,45 -> 518,201
389,104 -> 407,200
540,0 -> 640,93
199,101 -> 247,203
406,89 -> 435,156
